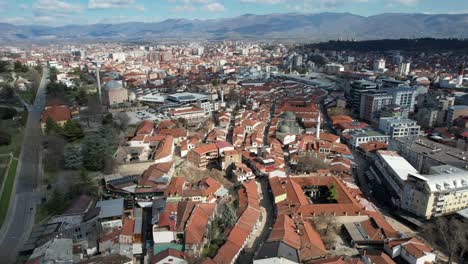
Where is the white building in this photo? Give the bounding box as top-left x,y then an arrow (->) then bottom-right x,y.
402,165 -> 468,219
373,58 -> 386,71
378,117 -> 420,138
398,62 -> 411,76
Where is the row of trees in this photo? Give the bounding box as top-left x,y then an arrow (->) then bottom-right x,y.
45,118 -> 84,142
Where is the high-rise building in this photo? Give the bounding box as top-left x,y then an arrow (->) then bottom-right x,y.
350,80 -> 378,112
373,58 -> 386,71
359,91 -> 393,123
398,62 -> 411,76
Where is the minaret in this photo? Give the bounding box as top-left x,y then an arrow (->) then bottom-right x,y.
457,63 -> 465,87
96,63 -> 102,103
316,110 -> 321,140
221,89 -> 224,103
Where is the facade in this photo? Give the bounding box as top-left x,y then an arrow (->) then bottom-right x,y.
168,106 -> 206,120
187,144 -> 219,169
401,165 -> 468,219
350,80 -> 378,111
359,91 -> 393,123
378,117 -> 420,138
348,129 -> 390,149
96,198 -> 124,229
104,80 -> 128,106
383,86 -> 417,113
447,105 -> 468,123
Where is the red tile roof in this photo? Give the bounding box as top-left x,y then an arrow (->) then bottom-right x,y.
185,203 -> 216,245
40,105 -> 71,123
136,120 -> 154,135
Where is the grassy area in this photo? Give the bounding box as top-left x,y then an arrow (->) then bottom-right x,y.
0,158 -> 18,227
0,155 -> 10,188
0,119 -> 24,157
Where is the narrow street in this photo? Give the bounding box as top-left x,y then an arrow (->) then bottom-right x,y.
236,178 -> 275,263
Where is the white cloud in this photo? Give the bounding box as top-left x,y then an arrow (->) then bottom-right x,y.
174,4 -> 197,11
33,0 -> 83,16
88,0 -> 144,10
204,2 -> 225,11
240,0 -> 285,3
390,0 -> 418,5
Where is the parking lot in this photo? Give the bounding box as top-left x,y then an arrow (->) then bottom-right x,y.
124,109 -> 171,125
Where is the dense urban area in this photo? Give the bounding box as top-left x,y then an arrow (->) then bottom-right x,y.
0,40 -> 466,264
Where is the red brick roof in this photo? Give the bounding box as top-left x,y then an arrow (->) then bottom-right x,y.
40,105 -> 71,123
136,120 -> 154,135
152,248 -> 188,264
192,143 -> 218,155
164,177 -> 185,197
185,203 -> 216,245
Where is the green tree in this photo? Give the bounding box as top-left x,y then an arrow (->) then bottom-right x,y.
71,170 -> 99,197
0,61 -> 10,73
49,66 -> 58,82
218,203 -> 237,230
0,130 -> 11,146
102,113 -> 113,125
328,184 -> 338,202
44,117 -> 62,135
62,120 -> 84,142
63,144 -> 83,169
82,135 -> 107,171
14,60 -> 28,72
45,190 -> 67,214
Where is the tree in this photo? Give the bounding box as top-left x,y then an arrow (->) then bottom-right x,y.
115,112 -> 130,132
45,189 -> 67,214
328,184 -> 338,202
1,85 -> 15,99
0,130 -> 11,146
0,107 -> 17,120
71,170 -> 99,197
63,144 -> 83,169
295,153 -> 328,174
311,215 -> 337,249
62,120 -> 84,142
44,135 -> 66,173
0,61 -> 10,73
49,66 -> 58,82
13,61 -> 28,72
102,113 -> 113,125
81,135 -> 107,171
327,107 -> 350,117
44,117 -> 62,135
421,217 -> 468,264
218,203 -> 237,230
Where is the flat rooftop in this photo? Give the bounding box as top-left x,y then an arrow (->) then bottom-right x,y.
391,137 -> 468,170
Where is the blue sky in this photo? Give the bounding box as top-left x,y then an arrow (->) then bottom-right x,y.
0,0 -> 467,26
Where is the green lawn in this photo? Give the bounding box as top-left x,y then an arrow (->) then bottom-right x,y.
0,155 -> 11,193
0,119 -> 24,157
0,158 -> 18,227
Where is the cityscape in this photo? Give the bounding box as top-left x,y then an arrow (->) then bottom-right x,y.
0,1 -> 467,264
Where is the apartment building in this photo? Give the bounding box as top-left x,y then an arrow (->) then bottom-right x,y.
378,117 -> 420,138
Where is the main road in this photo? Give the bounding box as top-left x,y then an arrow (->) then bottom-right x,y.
0,68 -> 48,263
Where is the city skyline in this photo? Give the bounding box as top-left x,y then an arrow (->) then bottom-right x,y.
1,0 -> 468,26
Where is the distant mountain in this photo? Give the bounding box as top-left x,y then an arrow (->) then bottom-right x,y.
1,12 -> 468,43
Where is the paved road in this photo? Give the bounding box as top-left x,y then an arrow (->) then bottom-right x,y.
0,68 -> 48,263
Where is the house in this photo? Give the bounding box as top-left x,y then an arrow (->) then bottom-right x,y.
27,238 -> 73,264
232,163 -> 254,182
119,218 -> 134,258
40,105 -> 72,132
96,198 -> 124,229
222,149 -> 242,170
384,238 -> 436,264
254,241 -> 300,264
184,203 -> 217,257
187,143 -> 219,169
152,248 -> 189,264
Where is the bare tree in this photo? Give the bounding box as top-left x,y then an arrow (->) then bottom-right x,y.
421,217 -> 468,264
296,153 -> 328,174
311,215 -> 337,249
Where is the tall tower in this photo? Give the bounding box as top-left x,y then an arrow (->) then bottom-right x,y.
457,63 -> 465,86
316,110 -> 321,140
96,62 -> 102,103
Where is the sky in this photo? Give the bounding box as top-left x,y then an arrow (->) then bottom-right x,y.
0,0 -> 467,26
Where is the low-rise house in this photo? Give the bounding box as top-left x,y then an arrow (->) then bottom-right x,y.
27,238 -> 73,264
40,105 -> 72,132
187,143 -> 219,169
232,163 -> 254,182
96,198 -> 124,229
119,218 -> 134,258
384,238 -> 435,264
184,203 -> 217,257
152,248 -> 189,264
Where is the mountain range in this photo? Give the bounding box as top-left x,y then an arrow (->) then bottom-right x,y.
1,12 -> 468,43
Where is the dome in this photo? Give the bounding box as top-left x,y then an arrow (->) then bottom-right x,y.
104,80 -> 123,90
279,124 -> 290,133
128,91 -> 137,101
281,111 -> 296,119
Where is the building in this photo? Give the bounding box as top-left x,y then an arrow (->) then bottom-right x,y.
373,58 -> 386,71
96,198 -> 124,229
383,86 -> 417,113
401,165 -> 468,219
347,129 -> 390,149
187,144 -> 219,169
384,238 -> 436,264
168,106 -> 206,120
254,241 -> 300,264
350,80 -> 378,112
447,105 -> 468,124
388,137 -> 468,173
40,105 -> 72,132
373,150 -> 420,200
104,80 -> 128,106
398,62 -> 411,76
27,238 -> 73,263
378,117 -> 420,138
359,91 -> 393,123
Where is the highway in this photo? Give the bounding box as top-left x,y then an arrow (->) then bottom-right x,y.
0,68 -> 48,263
